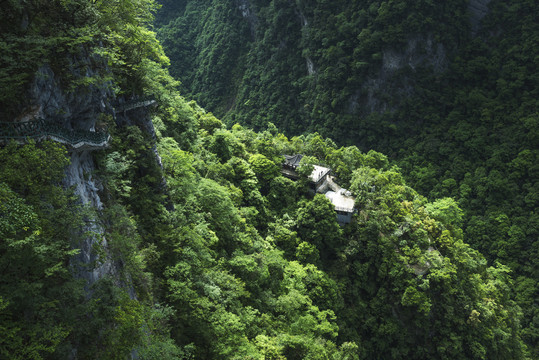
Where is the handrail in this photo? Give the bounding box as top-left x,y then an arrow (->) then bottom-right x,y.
334,205 -> 355,213
113,96 -> 156,112
0,94 -> 158,148
0,119 -> 110,150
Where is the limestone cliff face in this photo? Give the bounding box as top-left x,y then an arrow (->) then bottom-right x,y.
349,35 -> 448,116
29,62 -> 110,203
21,50 -> 162,304
25,57 -> 116,285
469,0 -> 492,35
236,0 -> 258,39
29,61 -> 112,132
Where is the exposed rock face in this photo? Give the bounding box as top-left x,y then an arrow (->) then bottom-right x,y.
63,151 -> 115,285
306,57 -> 316,76
237,0 -> 258,39
382,36 -> 447,74
295,7 -> 316,76
469,0 -> 492,35
349,35 -> 447,115
26,59 -> 116,286
29,59 -> 113,132
64,151 -> 103,210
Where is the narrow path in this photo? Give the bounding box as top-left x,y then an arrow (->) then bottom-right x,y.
0,119 -> 110,151
113,96 -> 156,113
325,176 -> 341,192
0,96 -> 157,150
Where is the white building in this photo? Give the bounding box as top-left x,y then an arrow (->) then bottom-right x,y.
282,154 -> 356,224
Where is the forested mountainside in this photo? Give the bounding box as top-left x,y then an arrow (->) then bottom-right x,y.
0,1 -> 534,359
156,0 -> 538,355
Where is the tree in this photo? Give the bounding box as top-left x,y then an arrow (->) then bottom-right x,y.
0,142 -> 85,359
196,178 -> 242,249
296,194 -> 343,264
424,197 -> 464,234
249,153 -> 280,193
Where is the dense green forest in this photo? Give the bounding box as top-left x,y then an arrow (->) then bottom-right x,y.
0,0 -> 535,359
156,0 -> 538,357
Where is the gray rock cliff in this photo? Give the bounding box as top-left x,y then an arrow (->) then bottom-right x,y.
26,57 -> 117,286
469,0 -> 492,35
237,0 -> 258,39
348,35 -> 447,116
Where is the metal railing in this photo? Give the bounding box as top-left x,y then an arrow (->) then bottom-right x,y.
0,94 -> 159,149
0,119 -> 110,150
113,96 -> 156,112
334,205 -> 355,213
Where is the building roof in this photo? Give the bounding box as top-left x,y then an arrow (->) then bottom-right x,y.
309,165 -> 331,183
283,155 -> 331,181
325,190 -> 355,213
282,154 -> 356,217
283,154 -> 303,168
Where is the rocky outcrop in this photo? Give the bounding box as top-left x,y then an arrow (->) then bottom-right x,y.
63,151 -> 115,285
349,35 -> 447,115
469,0 -> 492,35
382,36 -> 447,74
30,62 -> 113,132
306,57 -> 316,76
25,57 -> 117,286
296,7 -> 316,76
237,0 -> 258,39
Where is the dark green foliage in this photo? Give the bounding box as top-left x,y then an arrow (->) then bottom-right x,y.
0,142 -> 83,359
296,194 -> 343,264
156,0 -> 250,113
0,1 -> 188,358
155,0 -> 469,135
1,0 -> 535,358
156,0 -> 539,355
0,0 -> 169,119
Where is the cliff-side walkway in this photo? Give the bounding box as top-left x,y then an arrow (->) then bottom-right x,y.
0,119 -> 110,151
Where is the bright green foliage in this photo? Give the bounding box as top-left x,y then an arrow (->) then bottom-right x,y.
0,142 -> 83,359
0,0 -> 535,358
249,153 -> 280,192
1,117 -> 527,358
424,197 -> 464,231
143,102 -> 527,357
339,165 -> 528,358
156,1 -> 539,354
297,155 -> 316,178
296,194 -> 343,264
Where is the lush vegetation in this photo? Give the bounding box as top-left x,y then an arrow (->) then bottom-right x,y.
156,1 -> 539,356
0,0 -> 535,359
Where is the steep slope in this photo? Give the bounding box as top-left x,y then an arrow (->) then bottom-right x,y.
156,1 -> 539,354
156,0 -> 470,135
0,1 -> 183,357
0,1 -> 534,359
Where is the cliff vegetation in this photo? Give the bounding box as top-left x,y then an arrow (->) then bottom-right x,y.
0,0 -> 535,359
